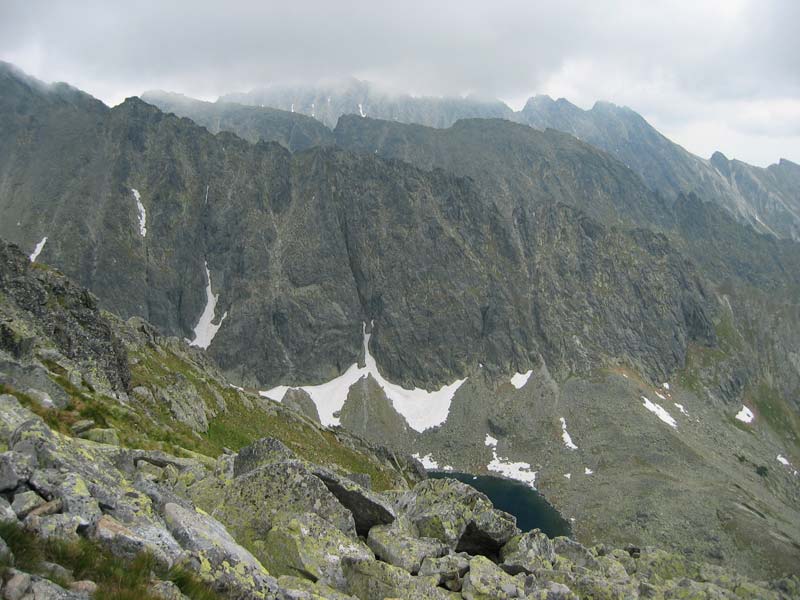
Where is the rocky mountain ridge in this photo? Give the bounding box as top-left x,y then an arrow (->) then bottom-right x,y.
168,77 -> 800,241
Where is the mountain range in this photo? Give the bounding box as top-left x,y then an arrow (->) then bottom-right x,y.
2,62 -> 800,580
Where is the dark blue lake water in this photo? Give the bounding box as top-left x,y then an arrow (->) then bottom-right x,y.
428,471 -> 572,538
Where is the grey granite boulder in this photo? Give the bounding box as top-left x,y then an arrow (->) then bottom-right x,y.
163,502 -> 279,599
311,466 -> 395,535
366,522 -> 447,574
393,478 -> 519,554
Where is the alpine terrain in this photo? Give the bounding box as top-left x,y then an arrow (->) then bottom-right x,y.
0,60 -> 798,599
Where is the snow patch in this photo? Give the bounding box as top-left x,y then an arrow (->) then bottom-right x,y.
584,467 -> 594,475
510,370 -> 533,389
674,403 -> 689,416
655,391 -> 667,401
229,384 -> 244,392
487,450 -> 537,487
559,417 -> 578,450
412,453 -> 439,470
358,103 -> 366,117
131,189 -> 146,237
483,432 -> 536,486
188,261 -> 227,350
735,405 -> 754,424
777,455 -> 790,466
662,382 -> 670,390
640,396 -> 677,428
260,323 -> 466,431
29,237 -> 47,262
563,473 -> 571,480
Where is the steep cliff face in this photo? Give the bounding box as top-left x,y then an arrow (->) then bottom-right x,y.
0,66 -> 716,390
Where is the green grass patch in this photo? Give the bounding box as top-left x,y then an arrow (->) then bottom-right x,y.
0,521 -> 219,600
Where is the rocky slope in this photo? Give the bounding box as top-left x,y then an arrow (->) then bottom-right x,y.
1,239 -> 797,599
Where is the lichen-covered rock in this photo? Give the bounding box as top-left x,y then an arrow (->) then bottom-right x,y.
461,555 -> 525,599
276,575 -> 357,600
233,437 -> 296,478
259,512 -> 372,590
0,496 -> 16,523
3,569 -> 32,600
147,579 -> 191,600
157,375 -> 212,433
634,547 -> 700,583
393,478 -> 519,554
11,489 -> 45,518
219,460 -> 356,539
163,502 -> 279,599
553,537 -> 602,571
341,557 -> 453,600
366,522 -> 447,574
0,394 -> 36,443
311,466 -> 396,535
55,473 -> 102,527
0,450 -> 34,492
501,529 -> 556,574
91,514 -> 180,570
77,428 -> 120,446
419,553 -> 471,591
24,513 -> 84,542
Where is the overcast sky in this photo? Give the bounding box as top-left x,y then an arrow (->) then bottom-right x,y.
1,0 -> 798,166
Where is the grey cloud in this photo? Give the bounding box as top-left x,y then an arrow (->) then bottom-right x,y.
0,0 -> 797,165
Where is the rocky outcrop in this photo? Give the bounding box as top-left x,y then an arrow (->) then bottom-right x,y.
392,478 -> 520,555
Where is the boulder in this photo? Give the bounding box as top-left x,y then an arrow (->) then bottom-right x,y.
419,553 -> 471,591
366,522 -> 447,574
276,576 -> 357,600
55,472 -> 102,526
553,537 -> 601,571
146,580 -> 190,600
78,428 -> 120,446
91,514 -> 179,570
69,420 -> 95,436
0,497 -> 16,523
3,570 -> 32,600
394,478 -> 519,555
259,512 -> 373,590
163,502 -> 279,599
341,557 -> 454,600
233,437 -> 296,477
311,466 -> 396,535
0,394 -> 36,443
11,490 -> 45,518
0,451 -> 35,492
500,530 -> 556,574
220,460 -> 356,539
25,513 -> 84,542
461,555 -> 524,599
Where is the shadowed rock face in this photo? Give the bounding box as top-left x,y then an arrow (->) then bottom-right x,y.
0,65 -> 716,389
